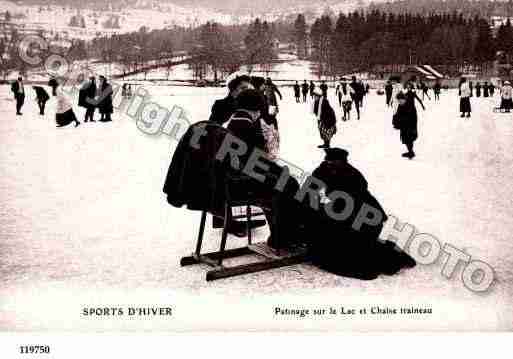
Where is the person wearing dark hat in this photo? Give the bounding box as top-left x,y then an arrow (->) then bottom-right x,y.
32,86 -> 50,115
208,75 -> 263,235
226,89 -> 302,251
309,148 -> 416,280
11,77 -> 25,116
209,75 -> 252,125
312,89 -> 337,149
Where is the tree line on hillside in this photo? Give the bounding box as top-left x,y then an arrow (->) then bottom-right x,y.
298,10 -> 506,78
368,0 -> 513,18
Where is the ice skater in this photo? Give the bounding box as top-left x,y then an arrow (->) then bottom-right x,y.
309,80 -> 316,99
385,80 -> 393,107
11,77 -> 25,116
394,84 -> 425,159
459,78 -> 472,118
55,83 -> 80,128
433,81 -> 441,102
301,80 -> 309,103
483,81 -> 490,98
79,76 -> 97,122
340,89 -> 352,121
32,86 -> 50,116
97,75 -> 113,122
475,82 -> 482,98
349,76 -> 364,120
293,81 -> 301,103
500,81 -> 513,113
421,82 -> 431,101
320,80 -> 328,98
313,90 -> 337,149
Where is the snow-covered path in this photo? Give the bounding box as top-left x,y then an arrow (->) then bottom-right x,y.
0,84 -> 512,331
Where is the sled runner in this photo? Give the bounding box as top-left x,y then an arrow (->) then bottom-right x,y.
180,173 -> 307,282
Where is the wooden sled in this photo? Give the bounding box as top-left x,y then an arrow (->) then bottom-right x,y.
180,209 -> 308,282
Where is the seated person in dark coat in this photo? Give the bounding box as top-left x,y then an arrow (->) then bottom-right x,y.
209,75 -> 260,234
225,89 -> 304,250
309,148 -> 416,280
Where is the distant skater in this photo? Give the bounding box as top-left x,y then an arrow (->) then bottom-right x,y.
459,78 -> 472,118
475,82 -> 482,98
11,77 -> 25,116
48,77 -> 58,96
483,82 -> 490,98
385,80 -> 393,107
293,81 -> 301,103
313,90 -> 337,149
79,76 -> 97,122
500,81 -> 513,113
301,80 -> 309,103
340,90 -> 352,122
97,75 -> 113,122
421,82 -> 431,101
320,81 -> 328,98
309,81 -> 315,99
394,84 -> 425,159
433,81 -> 441,102
33,86 -> 50,115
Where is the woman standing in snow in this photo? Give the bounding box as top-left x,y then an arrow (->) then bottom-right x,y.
393,84 -> 425,159
459,78 -> 472,118
55,83 -> 80,128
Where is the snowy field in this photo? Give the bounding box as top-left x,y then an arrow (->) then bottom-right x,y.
0,83 -> 512,331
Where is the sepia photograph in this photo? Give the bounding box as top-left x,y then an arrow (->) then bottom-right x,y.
0,0 -> 512,341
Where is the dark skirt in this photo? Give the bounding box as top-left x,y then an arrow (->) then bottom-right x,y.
318,121 -> 336,143
56,109 -> 77,127
399,110 -> 418,144
460,97 -> 471,113
501,98 -> 513,110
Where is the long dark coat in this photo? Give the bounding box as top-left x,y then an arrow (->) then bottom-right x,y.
78,81 -> 97,109
397,91 -> 421,144
308,160 -> 415,279
97,82 -> 113,114
163,121 -> 232,217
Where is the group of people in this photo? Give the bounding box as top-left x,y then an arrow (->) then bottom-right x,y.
458,78 -> 513,117
164,74 -> 417,280
78,75 -> 114,123
294,77 -> 370,151
9,74 -> 114,128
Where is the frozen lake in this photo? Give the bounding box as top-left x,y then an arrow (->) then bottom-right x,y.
0,83 -> 512,331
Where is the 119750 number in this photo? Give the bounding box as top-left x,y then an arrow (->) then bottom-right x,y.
20,345 -> 50,354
